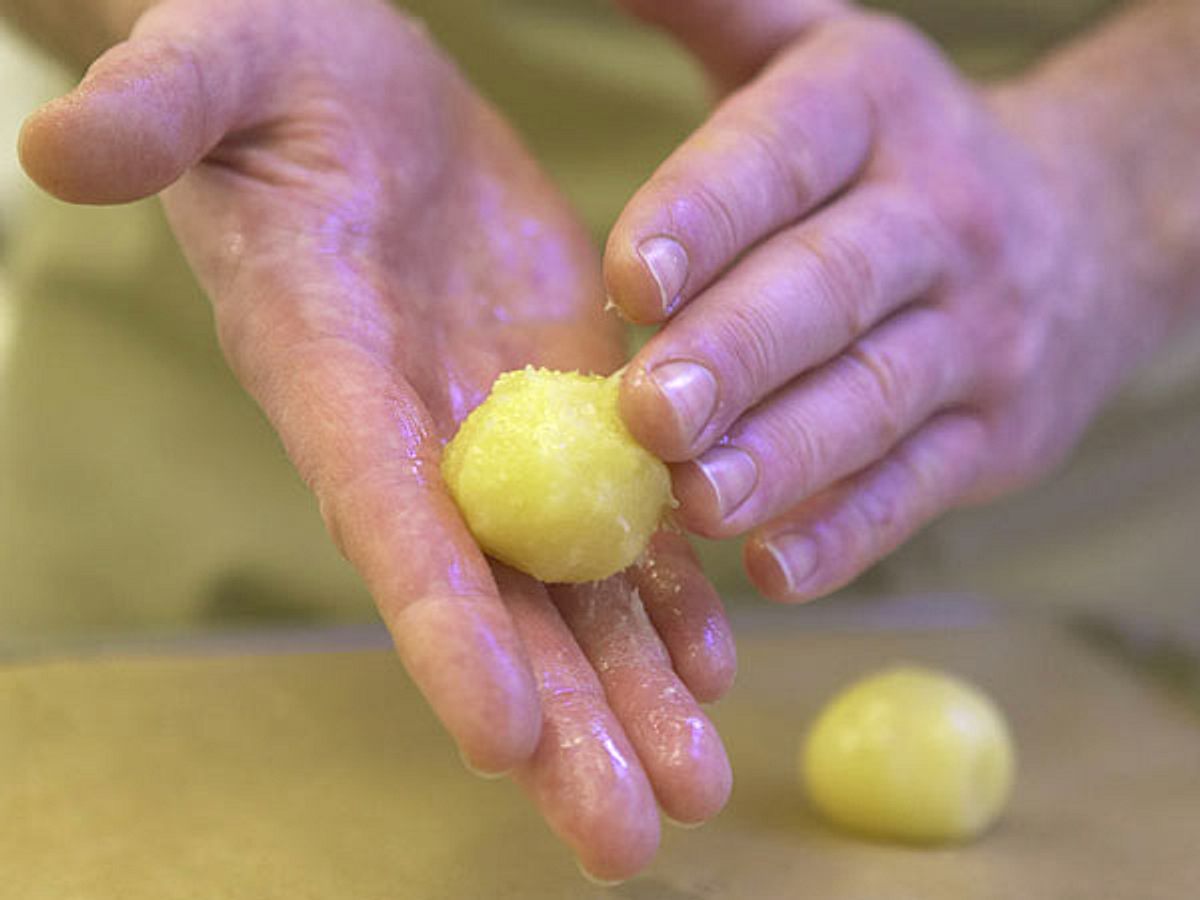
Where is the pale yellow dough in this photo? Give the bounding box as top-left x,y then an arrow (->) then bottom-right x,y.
801,665 -> 1016,844
441,367 -> 672,583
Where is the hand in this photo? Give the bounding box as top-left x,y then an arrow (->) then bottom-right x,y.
20,0 -> 734,879
607,2 -> 1143,602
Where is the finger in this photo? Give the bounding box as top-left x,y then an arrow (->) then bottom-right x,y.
673,304 -> 972,538
621,184 -> 947,460
208,255 -> 540,775
631,531 -> 737,703
744,412 -> 987,602
552,575 -> 733,827
615,0 -> 846,90
498,568 -> 660,884
604,34 -> 875,324
287,352 -> 542,774
18,0 -> 277,203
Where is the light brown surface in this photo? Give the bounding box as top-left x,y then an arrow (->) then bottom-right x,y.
4,599 -> 1199,899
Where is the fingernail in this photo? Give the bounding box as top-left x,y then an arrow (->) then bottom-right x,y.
765,533 -> 818,594
694,446 -> 758,519
662,813 -> 705,830
458,746 -> 508,781
638,236 -> 689,313
576,859 -> 625,887
648,360 -> 718,448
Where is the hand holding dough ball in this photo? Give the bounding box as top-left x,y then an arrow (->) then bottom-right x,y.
441,367 -> 672,583
801,665 -> 1016,844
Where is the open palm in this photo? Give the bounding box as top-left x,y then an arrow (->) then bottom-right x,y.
20,0 -> 734,879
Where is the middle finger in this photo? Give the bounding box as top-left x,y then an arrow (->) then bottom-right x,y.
672,302 -> 972,537
552,575 -> 733,827
499,567 -> 660,882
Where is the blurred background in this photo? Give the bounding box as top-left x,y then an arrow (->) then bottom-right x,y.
0,26 -> 55,388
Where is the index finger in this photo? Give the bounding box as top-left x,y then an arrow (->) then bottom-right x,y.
190,238 -> 542,776
603,32 -> 875,323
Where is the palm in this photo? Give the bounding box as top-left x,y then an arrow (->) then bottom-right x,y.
20,0 -> 733,880
162,22 -> 622,432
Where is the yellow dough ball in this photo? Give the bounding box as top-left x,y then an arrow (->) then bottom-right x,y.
801,665 -> 1015,844
441,366 -> 672,583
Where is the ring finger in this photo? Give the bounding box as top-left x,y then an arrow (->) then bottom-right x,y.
550,574 -> 733,827
671,302 -> 974,537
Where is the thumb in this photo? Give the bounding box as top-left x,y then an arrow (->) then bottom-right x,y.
615,0 -> 848,89
17,0 -> 274,204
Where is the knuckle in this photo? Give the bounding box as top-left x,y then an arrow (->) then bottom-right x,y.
978,406 -> 1068,494
666,177 -> 743,268
842,340 -> 908,446
825,11 -> 948,113
731,106 -> 820,214
540,682 -> 607,718
792,226 -> 878,339
971,296 -> 1042,401
754,407 -> 828,502
713,301 -> 786,401
937,166 -> 1009,266
883,184 -> 954,265
852,474 -> 904,540
146,35 -> 207,93
117,34 -> 213,170
889,439 -> 937,506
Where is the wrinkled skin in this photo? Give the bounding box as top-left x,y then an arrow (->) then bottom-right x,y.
19,0 -> 736,880
610,0 -> 1161,603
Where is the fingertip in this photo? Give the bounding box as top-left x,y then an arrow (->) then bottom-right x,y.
613,0 -> 838,91
667,460 -> 732,539
662,813 -> 705,831
665,600 -> 738,704
576,859 -> 625,888
17,96 -> 95,203
455,708 -> 538,777
19,89 -> 179,205
603,225 -> 678,325
18,39 -> 215,205
656,724 -> 733,826
743,533 -> 819,603
516,711 -> 662,884
619,361 -> 715,463
619,364 -> 672,457
448,688 -> 542,777
454,665 -> 543,776
392,593 -> 542,775
574,814 -> 661,885
457,746 -> 510,780
502,572 -> 668,879
683,625 -> 738,704
18,105 -> 51,190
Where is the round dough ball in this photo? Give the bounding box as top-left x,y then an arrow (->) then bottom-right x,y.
441,366 -> 672,583
801,665 -> 1016,844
